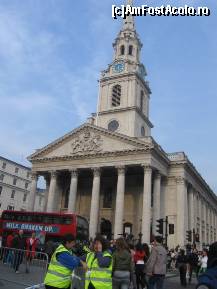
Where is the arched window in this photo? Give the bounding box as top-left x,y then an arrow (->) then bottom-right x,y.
129,45 -> 133,55
112,85 -> 121,107
120,45 -> 125,55
140,91 -> 144,111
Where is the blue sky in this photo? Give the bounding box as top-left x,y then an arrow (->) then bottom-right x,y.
0,0 -> 216,192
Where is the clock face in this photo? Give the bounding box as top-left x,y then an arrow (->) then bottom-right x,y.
108,120 -> 119,132
113,61 -> 125,73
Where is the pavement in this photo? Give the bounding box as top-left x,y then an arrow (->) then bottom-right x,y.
0,263 -> 198,289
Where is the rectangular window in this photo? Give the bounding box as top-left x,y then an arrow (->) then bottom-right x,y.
15,167 -> 19,173
0,186 -> 2,195
103,188 -> 112,208
25,182 -> 29,189
27,172 -> 30,178
11,190 -> 15,199
13,178 -> 17,185
2,162 -> 6,169
0,203 -> 1,208
0,174 -> 4,181
7,205 -> 14,211
23,193 -> 27,202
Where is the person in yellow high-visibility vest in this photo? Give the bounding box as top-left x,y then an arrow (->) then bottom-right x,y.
85,235 -> 112,289
44,234 -> 87,289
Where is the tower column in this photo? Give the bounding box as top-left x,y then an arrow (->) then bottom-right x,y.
47,171 -> 58,212
89,168 -> 101,239
28,172 -> 38,211
141,165 -> 152,243
176,177 -> 188,246
114,166 -> 126,239
152,172 -> 161,235
189,187 -> 195,231
68,169 -> 78,213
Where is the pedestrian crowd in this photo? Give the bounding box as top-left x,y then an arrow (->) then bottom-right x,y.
1,229 -> 42,273
1,231 -> 217,289
44,234 -> 167,289
166,244 -> 217,288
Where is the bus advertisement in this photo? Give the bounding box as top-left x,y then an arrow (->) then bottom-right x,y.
1,210 -> 89,246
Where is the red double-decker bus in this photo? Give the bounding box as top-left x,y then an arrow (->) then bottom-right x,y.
1,210 -> 89,246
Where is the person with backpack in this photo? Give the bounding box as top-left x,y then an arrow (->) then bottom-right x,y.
196,242 -> 217,289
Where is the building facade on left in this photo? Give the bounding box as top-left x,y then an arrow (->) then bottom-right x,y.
0,156 -> 44,213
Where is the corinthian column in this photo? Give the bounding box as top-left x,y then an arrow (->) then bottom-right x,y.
89,168 -> 101,239
189,187 -> 195,231
68,169 -> 78,213
28,172 -> 38,211
114,166 -> 126,239
176,177 -> 188,246
43,175 -> 50,211
46,171 -> 58,212
141,165 -> 152,243
153,172 -> 161,236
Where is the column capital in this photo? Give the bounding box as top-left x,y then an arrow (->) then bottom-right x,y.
155,171 -> 161,179
92,167 -> 101,177
49,171 -> 57,178
116,165 -> 126,175
141,164 -> 152,173
70,169 -> 78,178
176,176 -> 186,184
31,172 -> 38,181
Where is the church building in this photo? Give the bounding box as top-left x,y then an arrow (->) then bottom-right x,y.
27,4 -> 217,248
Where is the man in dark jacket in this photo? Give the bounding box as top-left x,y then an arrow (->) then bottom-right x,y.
12,230 -> 26,273
187,248 -> 199,283
196,242 -> 217,289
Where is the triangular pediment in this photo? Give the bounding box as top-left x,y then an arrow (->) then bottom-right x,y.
28,123 -> 153,161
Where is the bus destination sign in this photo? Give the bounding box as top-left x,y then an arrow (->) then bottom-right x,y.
3,222 -> 60,233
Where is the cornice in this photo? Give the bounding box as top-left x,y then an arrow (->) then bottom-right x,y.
98,106 -> 154,128
31,147 -> 152,163
0,169 -> 31,183
0,182 -> 30,194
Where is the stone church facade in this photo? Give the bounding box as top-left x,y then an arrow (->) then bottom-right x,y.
27,7 -> 217,248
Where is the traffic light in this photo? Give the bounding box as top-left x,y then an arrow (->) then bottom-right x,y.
156,218 -> 164,235
186,230 -> 192,243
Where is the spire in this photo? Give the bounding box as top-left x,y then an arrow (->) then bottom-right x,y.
122,0 -> 135,31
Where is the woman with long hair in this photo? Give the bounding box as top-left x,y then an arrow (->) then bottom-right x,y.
113,238 -> 133,289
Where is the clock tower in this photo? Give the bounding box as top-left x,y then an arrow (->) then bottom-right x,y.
94,0 -> 153,138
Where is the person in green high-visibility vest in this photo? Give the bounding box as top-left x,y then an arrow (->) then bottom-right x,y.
85,235 -> 112,289
44,234 -> 87,289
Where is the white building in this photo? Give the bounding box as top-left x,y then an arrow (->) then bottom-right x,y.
27,4 -> 217,248
0,156 -> 44,213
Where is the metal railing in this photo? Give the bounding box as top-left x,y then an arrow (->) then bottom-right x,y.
0,246 -> 49,288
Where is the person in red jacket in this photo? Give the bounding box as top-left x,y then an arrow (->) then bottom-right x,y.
3,233 -> 14,264
26,232 -> 39,273
134,243 -> 148,289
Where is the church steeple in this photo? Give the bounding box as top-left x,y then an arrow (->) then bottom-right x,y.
113,0 -> 142,64
94,0 -> 153,138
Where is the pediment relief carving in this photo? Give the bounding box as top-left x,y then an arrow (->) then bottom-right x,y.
71,131 -> 103,155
